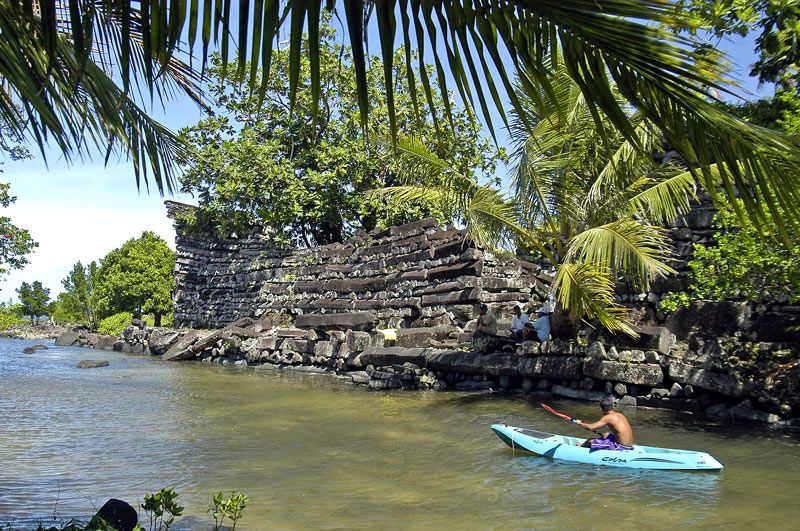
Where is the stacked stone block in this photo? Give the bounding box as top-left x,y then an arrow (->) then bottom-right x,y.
167,201 -> 542,330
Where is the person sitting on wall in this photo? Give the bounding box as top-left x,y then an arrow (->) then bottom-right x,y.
508,305 -> 529,340
524,305 -> 552,342
472,303 -> 497,337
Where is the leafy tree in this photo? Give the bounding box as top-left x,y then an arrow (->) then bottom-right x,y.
0,183 -> 37,276
178,21 -> 504,246
661,199 -> 800,314
382,59 -> 702,335
55,260 -> 99,326
671,0 -> 800,87
16,281 -> 51,325
0,302 -> 24,330
1,117 -> 37,276
94,232 -> 175,326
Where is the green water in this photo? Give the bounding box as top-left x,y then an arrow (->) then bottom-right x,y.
1,338 -> 798,529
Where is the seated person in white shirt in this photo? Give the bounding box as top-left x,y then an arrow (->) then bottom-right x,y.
524,305 -> 552,342
508,305 -> 529,339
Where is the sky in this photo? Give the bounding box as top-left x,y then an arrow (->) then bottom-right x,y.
0,22 -> 774,303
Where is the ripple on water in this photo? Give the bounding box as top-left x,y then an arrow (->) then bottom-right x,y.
1,338 -> 799,529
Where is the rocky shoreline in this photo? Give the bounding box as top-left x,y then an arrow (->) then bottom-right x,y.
49,314 -> 799,427
1,323 -> 70,341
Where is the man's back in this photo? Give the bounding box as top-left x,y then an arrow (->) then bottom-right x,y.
605,411 -> 633,446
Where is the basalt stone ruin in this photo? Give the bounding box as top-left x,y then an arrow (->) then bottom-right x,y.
53,201 -> 800,426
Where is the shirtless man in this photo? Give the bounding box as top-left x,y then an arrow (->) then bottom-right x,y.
576,397 -> 634,450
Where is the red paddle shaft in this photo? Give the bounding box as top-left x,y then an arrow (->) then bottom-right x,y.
541,403 -> 604,437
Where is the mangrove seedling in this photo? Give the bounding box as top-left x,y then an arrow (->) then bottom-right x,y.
208,491 -> 248,531
141,488 -> 184,531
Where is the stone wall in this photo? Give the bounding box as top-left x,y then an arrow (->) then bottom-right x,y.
54,321 -> 799,425
167,201 -> 547,331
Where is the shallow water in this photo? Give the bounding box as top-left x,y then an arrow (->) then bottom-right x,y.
1,337 -> 798,529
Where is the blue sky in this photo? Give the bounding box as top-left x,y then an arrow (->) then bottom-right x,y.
0,26 -> 773,303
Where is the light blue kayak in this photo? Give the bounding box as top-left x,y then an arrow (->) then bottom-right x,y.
491,424 -> 724,471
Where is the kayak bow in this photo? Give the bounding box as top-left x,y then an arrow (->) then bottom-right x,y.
491,424 -> 724,471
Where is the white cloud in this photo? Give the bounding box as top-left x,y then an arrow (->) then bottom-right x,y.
1,161 -> 195,303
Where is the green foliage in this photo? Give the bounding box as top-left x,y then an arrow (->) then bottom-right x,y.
16,281 -> 50,325
208,491 -> 248,531
94,232 -> 175,326
0,183 -> 38,276
671,0 -> 800,87
720,90 -> 800,138
661,199 -> 800,311
658,291 -> 693,315
177,19 -> 504,247
54,261 -> 99,326
0,302 -> 23,330
96,312 -> 133,336
141,488 -> 184,531
509,60 -> 693,335
689,202 -> 800,301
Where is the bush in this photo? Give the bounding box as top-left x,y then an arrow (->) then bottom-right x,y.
660,199 -> 800,312
0,304 -> 24,330
142,313 -> 173,328
96,312 -> 133,336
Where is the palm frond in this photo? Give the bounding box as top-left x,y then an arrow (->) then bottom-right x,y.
553,262 -> 636,336
16,1 -> 800,230
565,219 -> 675,291
626,167 -> 701,224
0,5 -> 182,193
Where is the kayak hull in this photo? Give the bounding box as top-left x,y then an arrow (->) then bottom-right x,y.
491,424 -> 724,471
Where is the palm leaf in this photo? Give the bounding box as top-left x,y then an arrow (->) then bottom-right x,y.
553,262 -> 636,336
565,219 -> 675,291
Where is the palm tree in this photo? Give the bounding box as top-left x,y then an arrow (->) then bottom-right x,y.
379,59 -> 711,335
0,1 -> 204,192
510,59 -> 703,334
5,0 -> 800,233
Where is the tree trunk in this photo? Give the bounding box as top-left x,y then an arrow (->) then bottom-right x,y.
154,313 -> 162,327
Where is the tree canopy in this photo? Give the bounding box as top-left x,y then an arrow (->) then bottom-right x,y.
6,1 -> 800,238
54,260 -> 99,326
177,21 -> 504,246
16,280 -> 50,325
94,232 -> 175,326
0,183 -> 37,276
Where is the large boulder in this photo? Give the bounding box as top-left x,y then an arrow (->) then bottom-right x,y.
162,329 -> 203,361
425,350 -> 488,375
359,347 -> 429,367
582,358 -> 664,387
76,359 -> 109,368
148,329 -> 183,355
665,301 -> 751,340
394,326 -> 458,347
749,311 -> 800,342
88,498 -> 138,531
519,356 -> 582,380
55,332 -> 80,346
295,312 -> 376,331
95,335 -> 118,351
610,326 -> 676,355
668,361 -> 748,398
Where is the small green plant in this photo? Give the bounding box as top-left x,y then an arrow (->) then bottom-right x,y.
141,488 -> 184,531
208,491 -> 248,531
657,291 -> 692,315
96,312 -> 133,335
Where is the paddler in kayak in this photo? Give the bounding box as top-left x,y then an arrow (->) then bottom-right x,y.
576,397 -> 634,451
